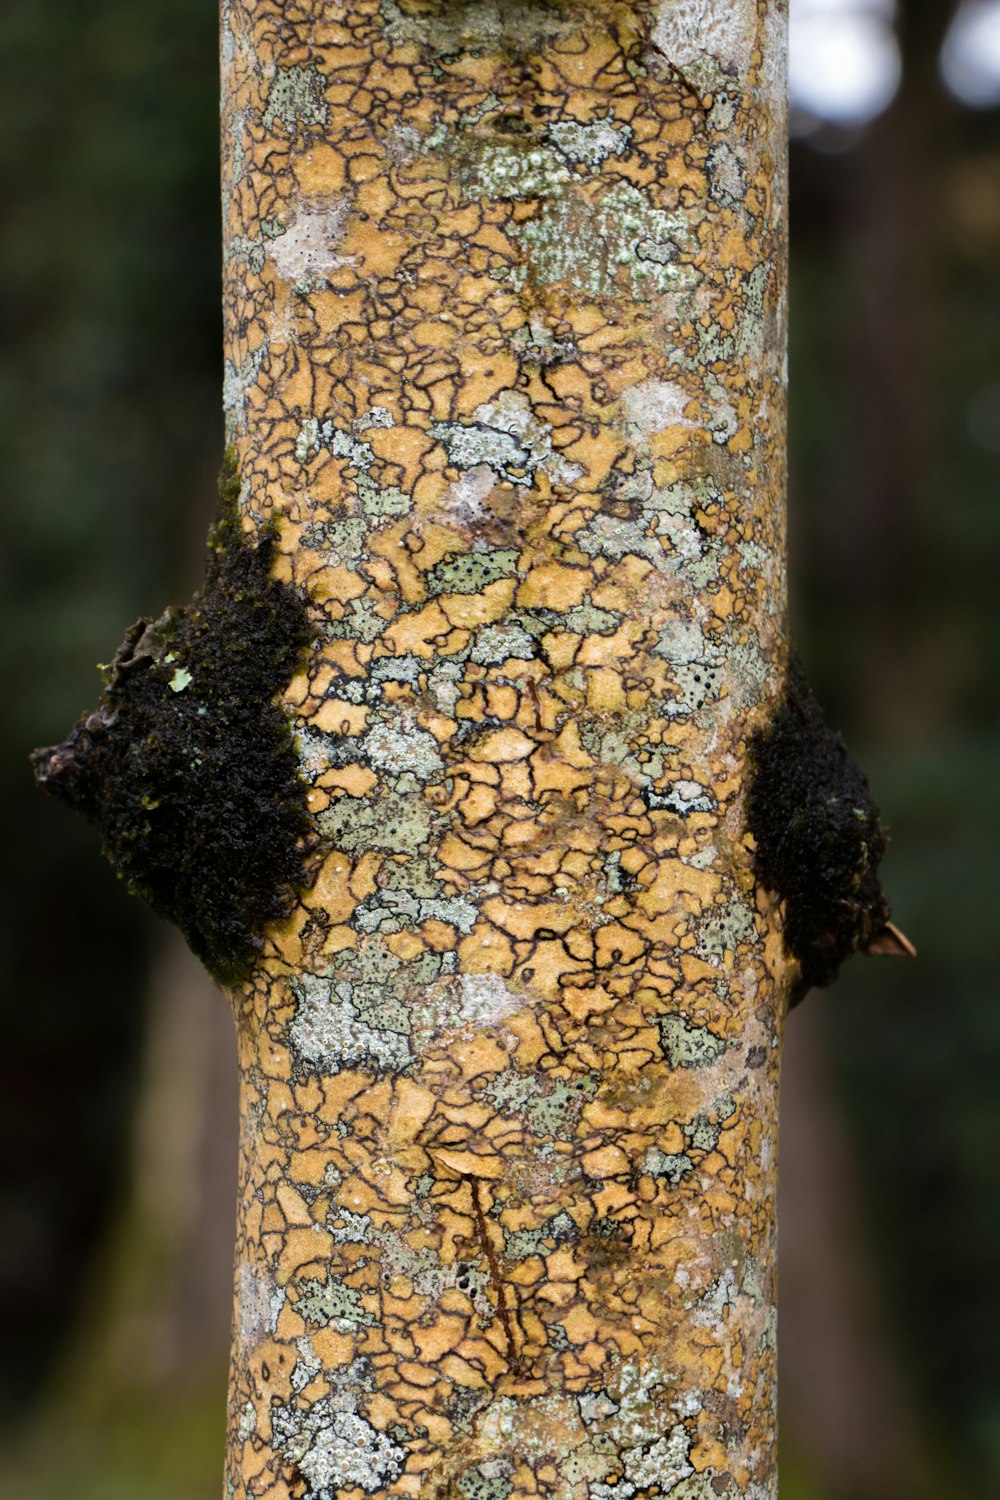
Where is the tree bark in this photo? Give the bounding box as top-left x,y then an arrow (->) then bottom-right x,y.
220,2 -> 789,1497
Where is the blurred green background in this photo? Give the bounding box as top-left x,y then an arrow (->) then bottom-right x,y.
1,2 -> 998,1496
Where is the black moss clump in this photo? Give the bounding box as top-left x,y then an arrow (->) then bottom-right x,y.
32,453 -> 316,986
746,655 -> 890,1003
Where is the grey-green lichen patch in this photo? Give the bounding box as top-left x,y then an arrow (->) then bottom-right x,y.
238,1399 -> 256,1441
470,621 -> 536,665
457,1462 -> 514,1500
427,546 -> 520,597
227,234 -> 268,274
572,1360 -> 694,1498
654,622 -> 724,719
223,344 -> 266,435
680,842 -> 716,871
289,972 -> 413,1075
646,779 -> 715,815
642,1149 -> 695,1184
271,1396 -> 405,1497
296,419 -> 414,520
703,373 -> 740,446
548,115 -> 633,166
372,1223 -> 491,1316
600,1423 -> 694,1498
294,1272 -> 374,1330
562,599 -> 622,636
577,513 -> 668,570
707,142 -> 747,207
579,717 -> 672,795
319,787 -> 434,855
263,65 -> 328,133
651,0 -> 756,90
510,316 -> 577,367
325,597 -> 388,643
433,390 -> 582,489
327,1207 -> 373,1244
380,0 -> 580,56
291,1338 -> 323,1394
354,884 -> 478,938
503,1209 -> 577,1262
688,1093 -> 734,1151
577,473 -> 723,589
462,142 -> 570,200
362,710 -> 444,782
301,517 -> 368,567
736,262 -> 772,367
504,181 -> 699,301
659,1014 -> 728,1069
697,893 -> 759,964
481,1069 -> 597,1139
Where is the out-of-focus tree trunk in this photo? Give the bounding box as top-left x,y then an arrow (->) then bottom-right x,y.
220,2 -> 789,1497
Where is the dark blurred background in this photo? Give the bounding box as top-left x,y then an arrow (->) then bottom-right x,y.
0,2 -> 997,1495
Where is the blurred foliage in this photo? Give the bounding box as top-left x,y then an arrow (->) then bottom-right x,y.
790,5 -> 1000,1473
1,0 -> 999,1496
0,0 -> 220,1419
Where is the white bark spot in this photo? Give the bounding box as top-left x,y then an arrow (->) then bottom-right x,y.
652,0 -> 756,81
270,201 -> 352,283
621,379 -> 694,437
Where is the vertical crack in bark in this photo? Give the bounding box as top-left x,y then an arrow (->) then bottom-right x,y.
468,1176 -> 525,1379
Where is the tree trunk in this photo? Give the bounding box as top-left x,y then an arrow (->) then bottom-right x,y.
218,2 -> 789,1496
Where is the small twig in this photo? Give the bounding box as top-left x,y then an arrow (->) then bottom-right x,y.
468,1177 -> 525,1378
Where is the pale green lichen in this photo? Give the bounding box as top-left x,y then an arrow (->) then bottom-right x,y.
457,1464 -> 514,1500
481,1069 -> 597,1139
372,1223 -> 490,1313
319,787 -> 434,855
297,418 -> 414,520
469,622 -> 536,665
548,115 -> 633,166
503,1209 -> 577,1261
427,546 -> 519,597
659,1014 -> 727,1069
696,895 -> 758,963
325,598 -> 388,643
562,599 -> 622,636
294,1272 -> 374,1330
646,780 -> 715,815
642,1149 -> 695,1183
434,389 -> 581,489
651,0 -> 756,91
289,972 -> 414,1074
502,181 -> 698,300
707,142 -> 747,207
462,141 -> 570,200
263,64 -> 328,132
271,1396 -> 404,1496
380,0 -> 579,56
362,711 -> 444,782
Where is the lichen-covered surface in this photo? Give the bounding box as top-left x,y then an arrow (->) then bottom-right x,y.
221,2 -> 789,1496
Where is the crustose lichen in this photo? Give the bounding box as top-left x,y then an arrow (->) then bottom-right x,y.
32,451 -> 316,986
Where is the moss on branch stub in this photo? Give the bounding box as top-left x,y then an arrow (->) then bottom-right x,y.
746,655 -> 891,1001
31,452 -> 316,984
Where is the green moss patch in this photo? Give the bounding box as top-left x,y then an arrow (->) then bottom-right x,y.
32,453 -> 315,985
746,656 -> 890,1002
